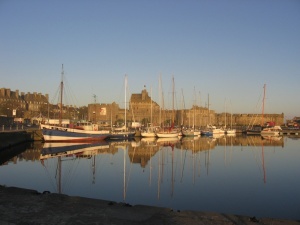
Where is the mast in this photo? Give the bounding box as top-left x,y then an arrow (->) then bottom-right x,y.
199,91 -> 201,127
193,87 -> 196,129
261,84 -> 266,127
159,74 -> 162,127
59,64 -> 64,127
125,75 -> 127,131
172,75 -> 175,125
150,86 -> 152,126
181,89 -> 185,126
93,94 -> 97,123
208,94 -> 210,125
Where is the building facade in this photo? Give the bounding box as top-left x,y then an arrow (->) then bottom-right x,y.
0,88 -> 48,118
1,87 -> 285,127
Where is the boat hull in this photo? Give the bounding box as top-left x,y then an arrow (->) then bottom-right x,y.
107,132 -> 136,140
40,125 -> 109,142
156,132 -> 179,138
141,132 -> 156,137
182,130 -> 201,136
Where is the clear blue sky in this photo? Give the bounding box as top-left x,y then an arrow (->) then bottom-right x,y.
1,0 -> 299,120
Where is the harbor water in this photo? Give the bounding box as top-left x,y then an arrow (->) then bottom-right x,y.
0,134 -> 299,220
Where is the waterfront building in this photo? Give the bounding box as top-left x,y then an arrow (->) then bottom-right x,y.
0,87 -> 286,127
0,88 -> 48,119
215,113 -> 284,127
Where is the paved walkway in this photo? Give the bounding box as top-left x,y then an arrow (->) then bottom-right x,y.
0,185 -> 299,225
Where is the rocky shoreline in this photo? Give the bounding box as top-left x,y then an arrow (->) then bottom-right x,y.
0,185 -> 299,225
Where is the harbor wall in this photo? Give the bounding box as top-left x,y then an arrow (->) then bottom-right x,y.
0,129 -> 43,151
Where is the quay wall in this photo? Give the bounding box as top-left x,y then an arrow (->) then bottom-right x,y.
0,129 -> 43,151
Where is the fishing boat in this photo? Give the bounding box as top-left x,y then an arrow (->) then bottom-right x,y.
40,65 -> 109,142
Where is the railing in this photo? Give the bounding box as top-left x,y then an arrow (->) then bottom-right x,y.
0,124 -> 37,132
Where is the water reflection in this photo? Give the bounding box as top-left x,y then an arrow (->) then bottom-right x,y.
1,135 -> 299,220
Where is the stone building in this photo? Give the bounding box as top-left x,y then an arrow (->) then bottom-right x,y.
215,113 -> 284,127
177,106 -> 214,128
1,87 -> 286,127
87,89 -> 214,128
129,89 -> 160,126
0,88 -> 48,118
87,102 -> 120,126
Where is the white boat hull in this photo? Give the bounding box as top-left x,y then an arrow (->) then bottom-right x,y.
40,124 -> 109,142
156,132 -> 179,138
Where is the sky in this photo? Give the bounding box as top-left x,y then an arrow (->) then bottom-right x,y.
1,0 -> 299,120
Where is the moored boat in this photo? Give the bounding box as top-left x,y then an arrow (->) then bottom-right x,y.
40,65 -> 109,142
40,124 -> 109,142
261,126 -> 282,136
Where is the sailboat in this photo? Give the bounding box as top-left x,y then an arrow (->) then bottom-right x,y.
245,84 -> 266,135
156,76 -> 180,138
225,100 -> 236,135
260,85 -> 282,137
201,94 -> 213,136
141,86 -> 156,138
107,75 -> 136,140
182,88 -> 201,137
40,65 -> 109,142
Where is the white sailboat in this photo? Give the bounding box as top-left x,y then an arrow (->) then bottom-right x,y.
108,75 -> 136,140
182,88 -> 200,137
141,86 -> 156,137
226,100 -> 236,135
156,76 -> 180,138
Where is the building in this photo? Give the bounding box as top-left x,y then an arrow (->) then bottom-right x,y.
1,87 -> 285,127
0,88 -> 48,118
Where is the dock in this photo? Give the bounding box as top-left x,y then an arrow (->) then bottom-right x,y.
280,129 -> 300,136
0,185 -> 299,225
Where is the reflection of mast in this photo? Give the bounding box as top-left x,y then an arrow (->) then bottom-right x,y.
157,146 -> 161,200
149,145 -> 152,186
192,138 -> 195,185
261,84 -> 266,127
262,140 -> 266,183
92,155 -> 96,184
171,145 -> 174,197
205,140 -> 211,175
123,145 -> 126,201
57,156 -> 62,194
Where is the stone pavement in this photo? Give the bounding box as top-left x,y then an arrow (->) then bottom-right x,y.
0,185 -> 299,225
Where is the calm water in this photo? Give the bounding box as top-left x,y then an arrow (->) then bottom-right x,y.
1,135 -> 299,220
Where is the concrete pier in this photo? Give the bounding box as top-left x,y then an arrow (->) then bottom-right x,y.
0,185 -> 299,225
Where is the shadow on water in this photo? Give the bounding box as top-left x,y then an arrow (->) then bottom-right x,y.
0,142 -> 35,165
